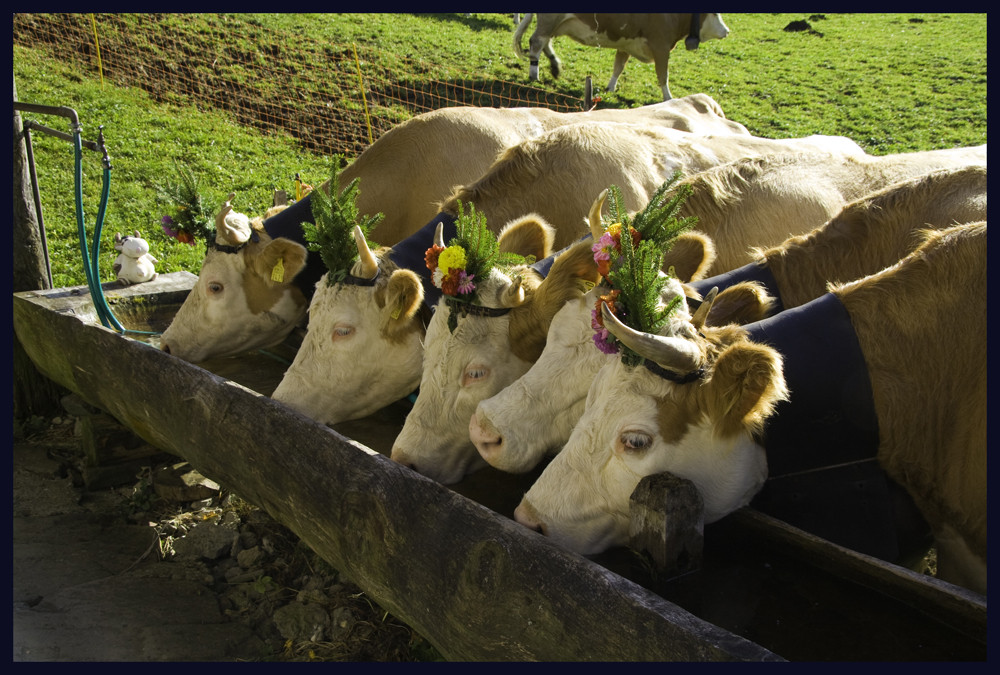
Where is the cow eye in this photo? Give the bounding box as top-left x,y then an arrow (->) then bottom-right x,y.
619,431 -> 652,453
332,325 -> 355,340
462,365 -> 489,387
207,282 -> 223,295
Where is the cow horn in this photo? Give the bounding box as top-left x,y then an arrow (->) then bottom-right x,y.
497,275 -> 526,308
601,302 -> 703,373
215,192 -> 235,231
589,189 -> 608,241
352,225 -> 379,280
690,286 -> 718,331
434,222 -> 446,248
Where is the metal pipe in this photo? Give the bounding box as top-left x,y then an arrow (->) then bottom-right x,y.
20,125 -> 54,288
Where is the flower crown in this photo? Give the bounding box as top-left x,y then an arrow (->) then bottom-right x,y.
425,200 -> 533,332
155,164 -> 217,246
301,157 -> 384,286
589,174 -> 697,367
424,200 -> 533,302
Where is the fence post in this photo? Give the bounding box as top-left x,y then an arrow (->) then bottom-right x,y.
13,76 -> 68,420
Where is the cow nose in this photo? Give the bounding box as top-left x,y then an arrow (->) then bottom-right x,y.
161,342 -> 172,355
390,447 -> 417,473
513,502 -> 547,536
469,411 -> 503,462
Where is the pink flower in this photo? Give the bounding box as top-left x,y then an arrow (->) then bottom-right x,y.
161,215 -> 178,238
456,271 -> 476,295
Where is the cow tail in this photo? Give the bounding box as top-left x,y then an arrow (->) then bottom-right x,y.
513,13 -> 534,59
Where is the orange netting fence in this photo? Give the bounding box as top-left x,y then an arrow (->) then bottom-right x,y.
14,13 -> 586,159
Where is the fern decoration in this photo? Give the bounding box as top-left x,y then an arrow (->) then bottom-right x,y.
302,156 -> 385,286
592,172 -> 695,367
154,164 -> 217,246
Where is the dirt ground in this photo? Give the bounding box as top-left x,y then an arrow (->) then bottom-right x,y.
12,399 -> 442,662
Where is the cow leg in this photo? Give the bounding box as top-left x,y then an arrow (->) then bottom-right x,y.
543,40 -> 561,79
607,50 -> 630,92
528,35 -> 561,81
655,54 -> 673,101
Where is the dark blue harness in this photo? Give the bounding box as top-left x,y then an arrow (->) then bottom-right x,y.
688,261 -> 785,314
740,292 -> 929,563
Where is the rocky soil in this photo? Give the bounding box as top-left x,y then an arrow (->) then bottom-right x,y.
13,396 -> 442,662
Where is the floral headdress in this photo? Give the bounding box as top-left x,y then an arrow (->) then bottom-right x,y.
590,173 -> 697,367
155,164 -> 217,246
424,200 -> 533,332
301,157 -> 384,286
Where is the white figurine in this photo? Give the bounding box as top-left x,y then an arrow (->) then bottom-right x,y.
113,230 -> 158,286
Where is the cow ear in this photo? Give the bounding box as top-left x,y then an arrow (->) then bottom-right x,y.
704,281 -> 776,326
664,232 -> 716,282
251,238 -> 308,286
708,341 -> 787,438
497,214 -> 556,260
380,269 -> 424,339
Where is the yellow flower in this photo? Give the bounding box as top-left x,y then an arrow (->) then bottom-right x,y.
606,223 -> 623,238
437,245 -> 467,274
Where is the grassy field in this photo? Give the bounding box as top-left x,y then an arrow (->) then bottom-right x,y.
13,13 -> 987,288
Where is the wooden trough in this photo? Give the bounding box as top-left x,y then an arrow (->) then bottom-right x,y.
13,272 -> 987,661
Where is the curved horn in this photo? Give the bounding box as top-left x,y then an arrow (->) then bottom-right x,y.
601,302 -> 703,373
497,275 -> 526,308
589,189 -> 608,241
215,192 -> 236,231
434,221 -> 446,248
352,225 -> 379,279
690,286 -> 718,331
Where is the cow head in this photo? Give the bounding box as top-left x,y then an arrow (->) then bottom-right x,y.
686,13 -> 730,50
160,196 -> 309,362
514,293 -> 788,555
391,223 -> 599,484
470,191 -> 773,475
271,226 -> 428,424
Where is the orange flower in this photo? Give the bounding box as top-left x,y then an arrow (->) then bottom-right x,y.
425,244 -> 444,271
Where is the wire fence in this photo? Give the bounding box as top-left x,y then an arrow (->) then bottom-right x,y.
14,13 -> 586,159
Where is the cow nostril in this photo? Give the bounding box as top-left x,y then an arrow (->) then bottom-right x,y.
161,343 -> 171,354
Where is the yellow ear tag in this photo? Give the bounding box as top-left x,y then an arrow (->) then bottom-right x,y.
667,265 -> 676,278
583,280 -> 596,291
271,257 -> 285,282
390,305 -> 402,320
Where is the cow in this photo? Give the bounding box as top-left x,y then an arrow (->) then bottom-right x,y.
514,221 -> 987,595
436,122 -> 866,253
158,96 -> 752,363
389,233 -> 603,484
253,124 -> 867,434
471,164 -> 987,477
514,13 -> 730,100
675,145 -> 987,276
270,214 -> 557,425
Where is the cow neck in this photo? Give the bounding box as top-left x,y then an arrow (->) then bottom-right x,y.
208,229 -> 259,255
743,292 -> 878,474
740,292 -> 927,564
386,212 -> 458,309
688,261 -> 784,314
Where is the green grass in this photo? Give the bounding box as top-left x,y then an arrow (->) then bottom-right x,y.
13,13 -> 987,288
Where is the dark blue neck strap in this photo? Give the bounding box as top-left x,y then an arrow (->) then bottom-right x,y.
689,261 -> 784,315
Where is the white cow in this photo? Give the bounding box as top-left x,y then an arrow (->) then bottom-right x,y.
515,222 -> 987,595
514,13 -> 730,100
437,122 -> 865,252
159,96 -> 750,363
471,163 -> 988,476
